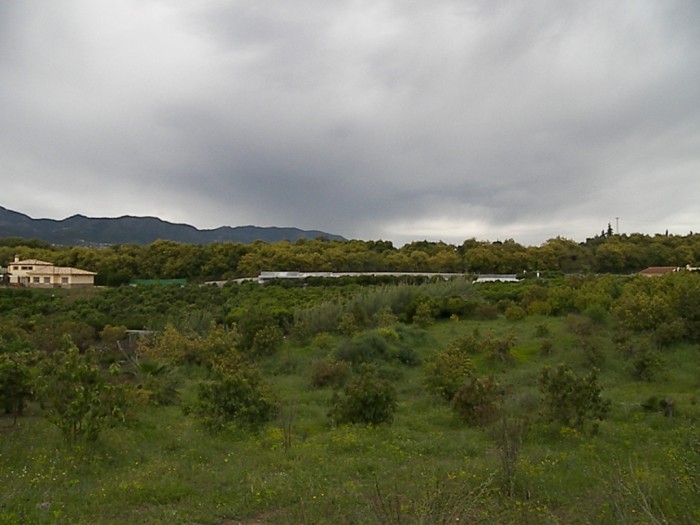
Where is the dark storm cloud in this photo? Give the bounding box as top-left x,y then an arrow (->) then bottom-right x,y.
1,0 -> 699,245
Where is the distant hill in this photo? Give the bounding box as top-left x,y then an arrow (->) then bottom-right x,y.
0,206 -> 346,246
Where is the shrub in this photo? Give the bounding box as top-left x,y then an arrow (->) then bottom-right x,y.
651,320 -> 686,348
504,305 -> 526,322
451,376 -> 503,426
631,349 -> 665,382
336,331 -> 390,365
534,324 -> 550,337
250,324 -> 284,356
0,352 -> 35,423
337,312 -> 361,336
311,359 -> 351,388
311,332 -> 334,352
580,338 -> 605,368
565,314 -> 595,337
36,342 -> 131,444
527,299 -> 552,316
491,415 -> 529,496
236,306 -> 286,352
484,333 -> 516,363
412,301 -> 436,327
474,303 -> 499,320
539,364 -> 610,431
584,304 -> 608,325
424,347 -> 473,401
328,364 -> 397,425
138,324 -> 202,365
447,332 -> 481,355
540,339 -> 554,356
373,306 -> 398,327
192,353 -> 278,431
128,358 -> 180,406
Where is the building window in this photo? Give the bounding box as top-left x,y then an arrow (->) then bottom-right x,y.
44,277 -> 50,283
61,277 -> 69,284
33,277 -> 40,283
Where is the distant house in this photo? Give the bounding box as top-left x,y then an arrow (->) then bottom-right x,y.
638,266 -> 679,277
8,257 -> 96,288
474,274 -> 519,283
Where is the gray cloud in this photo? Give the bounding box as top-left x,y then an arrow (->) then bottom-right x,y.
2,0 -> 699,246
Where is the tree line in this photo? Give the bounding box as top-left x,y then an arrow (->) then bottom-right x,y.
2,230 -> 700,285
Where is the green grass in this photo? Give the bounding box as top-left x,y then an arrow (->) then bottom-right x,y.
2,314 -> 699,524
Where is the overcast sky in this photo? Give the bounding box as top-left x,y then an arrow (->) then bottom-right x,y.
2,1 -> 699,246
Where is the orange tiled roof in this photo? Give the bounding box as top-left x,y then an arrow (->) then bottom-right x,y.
11,259 -> 53,266
639,266 -> 677,276
27,266 -> 96,276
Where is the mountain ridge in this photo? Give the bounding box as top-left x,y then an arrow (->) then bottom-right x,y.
0,206 -> 346,245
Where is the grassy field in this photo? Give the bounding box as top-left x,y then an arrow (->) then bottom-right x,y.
2,312 -> 699,524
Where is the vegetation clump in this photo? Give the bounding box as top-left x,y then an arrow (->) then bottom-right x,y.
36,341 -> 130,444
451,376 -> 503,426
191,352 -> 278,431
328,364 -> 397,425
538,363 -> 610,431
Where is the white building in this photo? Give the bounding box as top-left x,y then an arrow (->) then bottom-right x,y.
8,257 -> 96,288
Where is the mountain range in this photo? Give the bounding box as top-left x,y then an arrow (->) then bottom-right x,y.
0,206 -> 345,246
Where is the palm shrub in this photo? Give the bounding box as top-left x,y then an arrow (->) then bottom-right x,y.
328,364 -> 397,425
129,358 -> 180,406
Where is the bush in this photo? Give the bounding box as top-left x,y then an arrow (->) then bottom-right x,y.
474,303 -> 499,320
412,301 -> 436,327
373,306 -> 398,327
328,364 -> 397,425
651,320 -> 686,348
539,364 -> 610,431
504,305 -> 526,322
540,339 -> 554,356
424,347 -> 473,401
0,352 -> 35,423
335,328 -> 421,368
311,359 -> 351,388
128,358 -> 180,406
192,352 -> 277,431
451,376 -> 503,426
250,324 -> 284,356
484,333 -> 516,363
534,324 -> 550,337
631,349 -> 665,382
336,331 -> 390,365
565,314 -> 595,337
447,332 -> 481,355
584,304 -> 608,325
36,342 -> 131,444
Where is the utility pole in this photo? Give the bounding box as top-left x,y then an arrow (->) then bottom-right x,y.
615,217 -> 620,235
